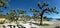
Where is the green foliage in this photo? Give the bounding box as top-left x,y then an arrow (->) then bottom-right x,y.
6,10 -> 19,21
20,15 -> 31,21
0,0 -> 9,8
43,16 -> 53,21
17,9 -> 26,14
47,18 -> 53,21
6,9 -> 27,23
0,0 -> 9,14
30,8 -> 39,12
56,19 -> 60,21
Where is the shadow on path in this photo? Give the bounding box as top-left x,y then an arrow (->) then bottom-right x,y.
29,22 -> 40,26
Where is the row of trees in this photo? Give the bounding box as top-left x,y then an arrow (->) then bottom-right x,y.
0,0 -> 59,25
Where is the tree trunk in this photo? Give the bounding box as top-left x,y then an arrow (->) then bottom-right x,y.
40,15 -> 43,25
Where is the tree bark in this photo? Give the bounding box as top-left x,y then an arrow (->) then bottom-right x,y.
40,10 -> 44,25
40,15 -> 43,25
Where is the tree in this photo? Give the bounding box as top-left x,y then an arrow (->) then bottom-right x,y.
0,0 -> 9,13
6,10 -> 18,22
31,13 -> 40,21
43,16 -> 53,21
0,0 -> 8,8
47,17 -> 53,21
24,15 -> 31,21
30,2 -> 59,25
21,15 -> 31,23
56,19 -> 60,21
17,8 -> 26,14
6,9 -> 26,23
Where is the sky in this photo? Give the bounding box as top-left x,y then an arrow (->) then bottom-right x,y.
1,0 -> 60,18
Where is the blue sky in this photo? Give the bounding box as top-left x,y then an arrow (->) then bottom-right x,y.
2,0 -> 60,18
